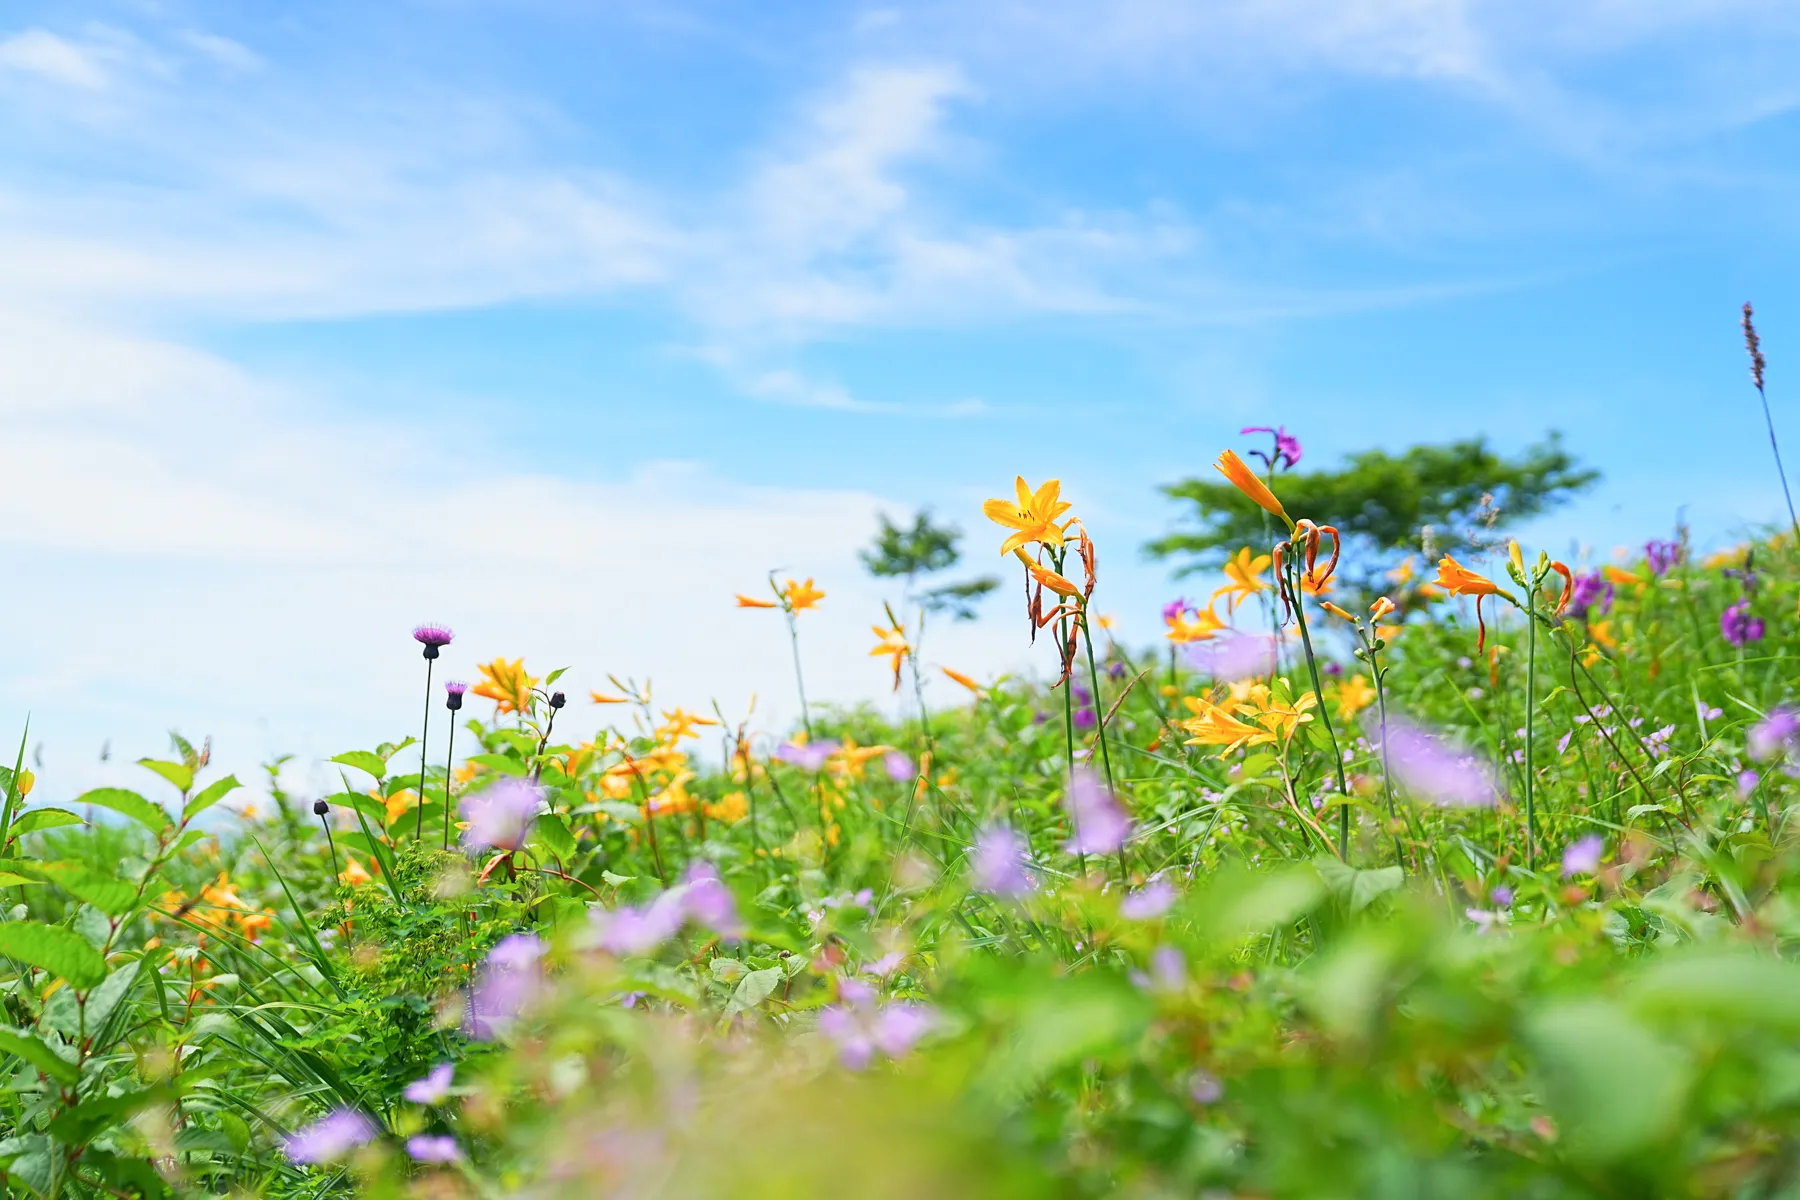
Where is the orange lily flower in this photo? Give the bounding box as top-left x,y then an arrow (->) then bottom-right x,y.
735,593 -> 778,609
339,858 -> 374,887
1434,555 -> 1511,650
942,667 -> 983,693
783,578 -> 826,612
870,619 -> 910,690
1215,449 -> 1288,523
1178,699 -> 1276,754
983,476 -> 1074,556
1370,596 -> 1397,620
472,657 -> 539,715
1211,546 -> 1271,612
1165,605 -> 1225,644
656,707 -> 720,743
1602,565 -> 1642,588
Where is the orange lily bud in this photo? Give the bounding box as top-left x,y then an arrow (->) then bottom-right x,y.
1215,449 -> 1289,523
735,593 -> 779,609
942,667 -> 983,693
1320,601 -> 1356,622
590,691 -> 630,704
1370,596 -> 1397,620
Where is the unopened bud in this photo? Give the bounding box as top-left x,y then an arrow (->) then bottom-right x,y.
550,691 -> 567,710
313,799 -> 329,817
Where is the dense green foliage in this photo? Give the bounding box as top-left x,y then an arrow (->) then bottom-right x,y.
5,476 -> 1800,1198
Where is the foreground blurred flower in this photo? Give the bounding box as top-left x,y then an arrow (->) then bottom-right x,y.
284,1109 -> 377,1164
1565,570 -> 1613,619
1561,834 -> 1604,877
1182,632 -> 1277,682
882,750 -> 914,782
982,476 -> 1073,555
1722,599 -> 1766,647
679,860 -> 745,940
1381,720 -> 1498,808
466,933 -> 544,1040
775,737 -> 840,771
403,1063 -> 455,1105
591,862 -> 743,955
818,1001 -> 937,1070
1064,766 -> 1131,855
1120,879 -> 1176,919
460,778 -> 544,853
471,657 -> 539,715
971,826 -> 1034,897
406,1135 -> 461,1164
734,592 -> 779,609
1748,709 -> 1799,761
942,666 -> 983,693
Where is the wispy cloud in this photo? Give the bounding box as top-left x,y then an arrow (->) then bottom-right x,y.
0,27 -> 113,89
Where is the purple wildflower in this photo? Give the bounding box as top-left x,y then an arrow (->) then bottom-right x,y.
1242,425 -> 1302,469
1490,885 -> 1514,908
1149,945 -> 1185,991
592,892 -> 686,957
1565,570 -> 1613,619
1063,767 -> 1131,856
1162,597 -> 1190,624
819,1002 -> 937,1069
283,1109 -> 378,1164
459,778 -> 543,853
1106,659 -> 1128,680
1380,719 -> 1499,808
412,624 -> 454,659
1722,600 -> 1765,647
1561,834 -> 1604,877
1739,769 -> 1761,798
403,1062 -> 454,1105
1645,539 -> 1682,576
882,750 -> 914,782
1072,684 -> 1097,730
406,1134 -> 461,1164
774,739 -> 839,771
679,860 -> 744,939
972,826 -> 1034,897
465,933 -> 544,1040
443,680 -> 468,713
837,976 -> 877,1007
863,951 -> 905,977
1182,633 -> 1278,683
1189,1070 -> 1224,1104
1120,879 -> 1176,920
1749,710 -> 1799,761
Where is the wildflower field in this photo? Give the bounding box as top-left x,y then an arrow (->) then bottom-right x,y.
11,414 -> 1800,1199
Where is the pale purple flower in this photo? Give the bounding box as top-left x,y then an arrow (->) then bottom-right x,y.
1380,720 -> 1498,808
775,739 -> 839,771
592,891 -> 686,957
403,1062 -> 454,1105
1242,425 -> 1302,469
1162,597 -> 1191,624
820,1001 -> 937,1069
1645,539 -> 1682,576
1565,571 -> 1613,619
679,861 -> 744,939
972,826 -> 1034,897
1120,879 -> 1176,920
863,952 -> 905,977
1739,769 -> 1761,798
1561,834 -> 1604,877
1072,684 -> 1097,730
1466,907 -> 1504,930
1182,633 -> 1278,683
882,750 -> 914,782
1131,945 -> 1187,994
837,976 -> 877,1007
1189,1070 -> 1224,1104
1722,600 -> 1765,647
406,1134 -> 461,1164
874,1004 -> 934,1057
466,933 -> 544,1040
1749,709 -> 1799,761
1063,767 -> 1131,855
284,1109 -> 377,1164
459,778 -> 543,853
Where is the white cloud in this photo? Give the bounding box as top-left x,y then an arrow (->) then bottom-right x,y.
178,30 -> 261,72
0,28 -> 111,89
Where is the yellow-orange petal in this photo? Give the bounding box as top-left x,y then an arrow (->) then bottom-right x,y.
1320,601 -> 1355,622
1369,596 -> 1397,620
735,593 -> 778,608
591,691 -> 630,704
942,667 -> 982,693
1215,449 -> 1287,520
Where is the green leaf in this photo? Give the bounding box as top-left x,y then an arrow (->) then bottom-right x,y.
0,921 -> 108,988
73,788 -> 170,835
137,759 -> 194,794
182,775 -> 241,822
726,966 -> 785,1013
330,750 -> 388,781
1630,951 -> 1800,1033
1315,858 -> 1405,913
25,863 -> 137,916
545,666 -> 569,685
4,809 -> 83,837
0,1028 -> 77,1085
1526,999 -> 1690,1163
467,753 -> 529,778
529,814 -> 577,861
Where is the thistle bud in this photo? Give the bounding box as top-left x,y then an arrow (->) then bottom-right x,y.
313,799 -> 330,816
550,691 -> 567,710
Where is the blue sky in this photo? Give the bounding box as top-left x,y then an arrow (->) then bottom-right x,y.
4,0 -> 1800,803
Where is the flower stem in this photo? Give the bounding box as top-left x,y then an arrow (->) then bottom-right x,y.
1289,564 -> 1351,859
417,657 -> 434,842
443,713 -> 458,851
786,614 -> 813,737
1754,378 -> 1800,546
1524,601 -> 1538,871
1079,609 -> 1124,877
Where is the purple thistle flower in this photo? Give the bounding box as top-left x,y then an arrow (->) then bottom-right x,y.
819,1001 -> 936,1069
459,778 -> 543,853
882,750 -> 914,782
1565,570 -> 1613,619
971,826 -> 1034,897
1379,719 -> 1499,808
1120,879 -> 1176,920
412,624 -> 454,660
465,933 -> 544,1040
1561,834 -> 1604,877
1749,709 -> 1799,761
1063,767 -> 1131,856
1644,539 -> 1682,576
406,1134 -> 461,1164
283,1109 -> 378,1164
774,739 -> 839,771
1722,599 -> 1765,647
1182,632 -> 1278,683
444,680 -> 468,698
403,1062 -> 454,1105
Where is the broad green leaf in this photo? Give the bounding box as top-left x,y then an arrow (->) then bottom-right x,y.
1526,999 -> 1690,1163
137,759 -> 194,795
182,775 -> 241,822
4,809 -> 83,837
26,863 -> 137,916
0,1028 -> 77,1085
73,788 -> 170,835
0,921 -> 107,988
711,958 -> 748,983
1315,858 -> 1405,913
468,753 -> 529,778
331,750 -> 388,781
545,666 -> 569,685
1630,951 -> 1800,1033
530,814 -> 577,860
85,962 -> 142,1037
726,966 -> 784,1013
0,872 -> 42,888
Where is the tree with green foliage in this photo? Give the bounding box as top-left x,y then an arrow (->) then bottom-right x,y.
861,510 -> 998,620
1147,433 -> 1598,578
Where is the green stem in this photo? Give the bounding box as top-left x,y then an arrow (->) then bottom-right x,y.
1080,609 -> 1124,876
417,656 -> 434,841
787,614 -> 813,737
1525,602 -> 1538,871
1290,565 -> 1351,859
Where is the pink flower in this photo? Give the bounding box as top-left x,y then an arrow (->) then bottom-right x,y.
459,779 -> 543,853
819,1001 -> 936,1069
465,933 -> 544,1040
972,826 -> 1034,897
402,1062 -> 454,1105
883,750 -> 914,781
1379,719 -> 1498,808
1064,767 -> 1131,855
284,1109 -> 377,1164
1120,879 -> 1176,920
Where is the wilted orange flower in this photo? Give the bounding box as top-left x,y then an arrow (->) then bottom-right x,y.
870,619 -> 910,690
1019,555 -> 1082,598
983,476 -> 1074,555
783,578 -> 826,612
735,593 -> 779,609
1211,547 -> 1271,612
942,667 -> 983,693
472,657 -> 538,715
1214,449 -> 1288,523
